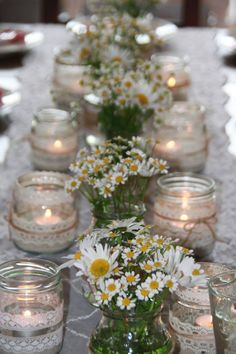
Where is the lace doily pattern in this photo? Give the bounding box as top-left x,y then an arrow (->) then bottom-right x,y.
172,331 -> 216,354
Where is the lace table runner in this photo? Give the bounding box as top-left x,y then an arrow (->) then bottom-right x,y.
0,25 -> 234,353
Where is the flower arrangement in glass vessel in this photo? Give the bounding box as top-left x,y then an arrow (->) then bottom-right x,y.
88,60 -> 172,139
65,137 -> 168,226
62,221 -> 206,354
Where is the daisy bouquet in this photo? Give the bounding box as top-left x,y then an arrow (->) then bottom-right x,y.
63,221 -> 205,353
89,60 -> 172,139
66,137 -> 168,225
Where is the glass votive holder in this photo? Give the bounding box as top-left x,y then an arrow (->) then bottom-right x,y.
209,270 -> 236,354
154,101 -> 208,172
169,262 -> 230,354
0,258 -> 64,354
30,108 -> 79,172
152,173 -> 217,257
9,171 -> 78,253
51,47 -> 90,109
152,55 -> 191,100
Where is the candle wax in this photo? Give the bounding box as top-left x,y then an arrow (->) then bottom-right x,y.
195,315 -> 213,329
35,208 -> 61,225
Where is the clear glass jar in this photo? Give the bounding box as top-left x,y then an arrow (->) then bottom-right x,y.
51,47 -> 90,109
153,173 -> 217,257
0,258 -> 64,354
152,55 -> 191,101
154,101 -> 207,172
209,270 -> 236,354
169,262 -> 230,354
89,308 -> 173,354
30,107 -> 79,171
9,171 -> 78,253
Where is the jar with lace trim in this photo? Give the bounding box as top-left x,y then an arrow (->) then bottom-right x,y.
152,55 -> 191,101
169,262 -> 230,354
152,173 -> 217,257
30,107 -> 79,172
9,171 -> 78,253
153,101 -> 207,172
0,259 -> 64,354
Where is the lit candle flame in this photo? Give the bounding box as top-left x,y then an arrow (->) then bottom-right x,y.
23,310 -> 32,318
167,75 -> 176,88
180,214 -> 188,221
166,140 -> 176,150
54,140 -> 62,149
45,208 -> 52,218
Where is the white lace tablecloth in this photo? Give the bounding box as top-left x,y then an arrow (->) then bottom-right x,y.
0,25 -> 235,353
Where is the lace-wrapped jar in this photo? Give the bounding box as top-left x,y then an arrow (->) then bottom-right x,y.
0,258 -> 64,354
51,47 -> 90,110
9,171 -> 78,253
152,55 -> 191,100
169,262 -> 230,354
30,108 -> 79,172
154,102 -> 207,172
152,173 -> 217,257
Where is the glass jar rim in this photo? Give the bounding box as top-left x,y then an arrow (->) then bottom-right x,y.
157,172 -> 215,198
16,171 -> 69,190
54,47 -> 88,66
34,107 -> 72,123
170,101 -> 206,116
0,258 -> 61,292
151,54 -> 189,70
208,270 -> 236,301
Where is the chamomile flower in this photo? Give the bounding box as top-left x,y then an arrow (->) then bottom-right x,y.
112,172 -> 128,185
117,294 -> 136,310
99,184 -> 114,198
140,260 -> 154,273
158,159 -> 169,174
65,178 -> 81,192
122,247 -> 139,264
103,45 -> 133,67
121,271 -> 140,286
136,285 -> 152,301
95,284 -> 112,306
163,275 -> 178,292
105,278 -> 121,296
145,273 -> 164,295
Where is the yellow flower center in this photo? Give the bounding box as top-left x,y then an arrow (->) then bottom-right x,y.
93,165 -> 101,173
156,239 -> 164,245
140,244 -> 149,252
104,186 -> 112,194
103,157 -> 110,164
122,298 -> 131,307
126,275 -> 135,283
80,47 -> 90,60
136,238 -> 143,244
113,267 -> 120,274
126,251 -> 134,258
150,281 -> 159,290
130,164 -> 138,172
78,176 -> 85,182
154,261 -> 162,268
70,181 -> 77,188
166,280 -> 174,288
192,269 -> 201,276
119,98 -> 126,106
112,56 -> 122,63
101,293 -> 109,301
159,164 -> 166,171
144,263 -> 152,271
107,284 -> 116,292
89,259 -> 110,278
74,251 -> 81,260
125,81 -> 132,88
124,158 -> 132,164
82,168 -> 88,175
115,175 -> 124,183
137,93 -> 149,105
141,288 -> 149,297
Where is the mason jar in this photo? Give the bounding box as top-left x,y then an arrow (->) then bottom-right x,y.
153,173 -> 217,257
9,171 -> 78,253
152,55 -> 191,100
154,101 -> 208,172
169,262 -> 230,354
30,107 -> 79,171
51,47 -> 90,110
0,259 -> 64,354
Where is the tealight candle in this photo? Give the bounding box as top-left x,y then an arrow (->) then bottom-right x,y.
169,263 -> 230,354
0,259 -> 64,354
30,108 -> 79,171
9,171 -> 78,253
51,47 -> 90,109
153,173 -> 217,257
154,101 -> 207,172
152,55 -> 191,100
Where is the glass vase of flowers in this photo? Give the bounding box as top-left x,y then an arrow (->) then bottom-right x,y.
65,137 -> 168,227
62,221 -> 206,354
88,60 -> 171,139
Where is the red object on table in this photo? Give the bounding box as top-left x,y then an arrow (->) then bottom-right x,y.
0,29 -> 27,45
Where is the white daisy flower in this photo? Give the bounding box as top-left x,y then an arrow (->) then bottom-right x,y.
121,271 -> 140,286
158,159 -> 169,174
108,218 -> 143,232
105,278 -> 121,296
140,260 -> 154,273
145,273 -> 164,295
98,184 -> 114,198
163,275 -> 178,292
121,247 -> 139,263
136,285 -> 152,301
103,45 -> 133,67
78,244 -> 119,285
95,283 -> 112,306
112,172 -> 128,186
177,257 -> 206,287
117,294 -> 136,310
65,178 -> 81,192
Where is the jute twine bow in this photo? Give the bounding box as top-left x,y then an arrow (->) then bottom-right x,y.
152,211 -> 226,248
